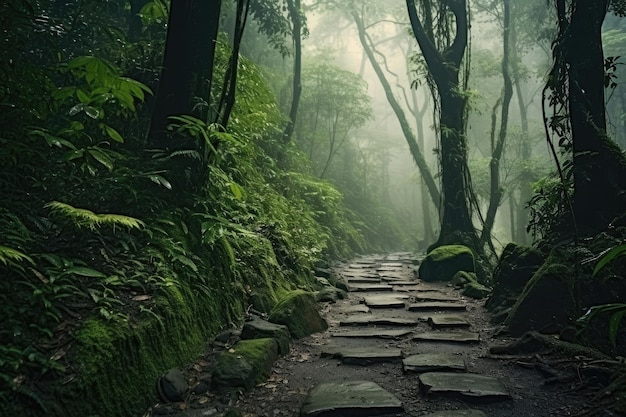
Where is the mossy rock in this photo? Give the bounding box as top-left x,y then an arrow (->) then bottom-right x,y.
212,338 -> 279,392
452,271 -> 476,287
315,286 -> 347,303
268,290 -> 328,339
241,318 -> 290,355
486,243 -> 545,312
419,245 -> 475,282
462,281 -> 491,299
505,248 -> 577,336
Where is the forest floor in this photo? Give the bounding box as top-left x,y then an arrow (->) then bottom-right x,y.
147,253 -> 610,417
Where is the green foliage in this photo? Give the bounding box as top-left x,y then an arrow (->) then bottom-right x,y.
579,303 -> 626,348
45,201 -> 144,231
527,174 -> 572,239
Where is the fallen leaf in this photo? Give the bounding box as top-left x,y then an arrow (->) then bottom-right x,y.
178,402 -> 187,410
131,294 -> 151,301
50,348 -> 66,361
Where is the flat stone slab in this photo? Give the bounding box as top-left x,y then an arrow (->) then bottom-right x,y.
364,295 -> 408,308
379,274 -> 407,281
331,328 -> 413,339
340,315 -> 418,327
321,347 -> 403,365
427,315 -> 471,329
348,283 -> 394,292
419,372 -> 510,401
414,293 -> 460,302
342,271 -> 380,279
301,381 -> 403,416
403,353 -> 466,373
338,304 -> 371,314
422,411 -> 486,417
413,331 -> 480,344
348,263 -> 379,269
379,262 -> 404,268
386,280 -> 418,286
407,302 -> 467,312
344,277 -> 382,284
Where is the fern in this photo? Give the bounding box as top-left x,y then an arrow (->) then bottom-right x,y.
45,201 -> 144,230
0,245 -> 34,266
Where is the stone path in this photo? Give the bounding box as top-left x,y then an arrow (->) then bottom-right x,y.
234,253 -> 582,417
297,253 -> 507,416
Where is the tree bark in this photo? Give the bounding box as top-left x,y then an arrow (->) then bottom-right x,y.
148,0 -> 222,149
406,0 -> 478,250
556,0 -> 626,235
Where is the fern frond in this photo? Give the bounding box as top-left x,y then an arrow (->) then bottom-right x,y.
45,201 -> 144,230
0,245 -> 34,266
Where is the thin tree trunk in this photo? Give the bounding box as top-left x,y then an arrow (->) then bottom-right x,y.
352,11 -> 441,210
282,0 -> 302,143
481,0 -> 513,247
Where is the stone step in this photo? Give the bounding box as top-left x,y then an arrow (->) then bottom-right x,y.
331,328 -> 413,339
407,302 -> 467,312
418,372 -> 511,402
348,283 -> 394,292
427,314 -> 471,329
300,381 -> 403,417
321,347 -> 403,365
414,293 -> 462,302
344,277 -> 382,284
363,295 -> 408,308
422,410 -> 487,417
413,331 -> 480,344
340,315 -> 419,327
403,353 -> 466,373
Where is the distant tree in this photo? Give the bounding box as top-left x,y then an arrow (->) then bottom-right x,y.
296,62 -> 372,179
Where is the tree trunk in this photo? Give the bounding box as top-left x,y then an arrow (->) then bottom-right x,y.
282,0 -> 302,143
481,0 -> 513,247
352,11 -> 441,210
405,0 -> 479,251
148,0 -> 222,149
557,0 -> 626,235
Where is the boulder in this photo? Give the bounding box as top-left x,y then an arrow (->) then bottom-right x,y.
268,290 -> 328,339
156,368 -> 188,403
486,243 -> 544,313
241,318 -> 290,355
419,245 -> 474,282
211,338 -> 279,391
462,281 -> 491,299
505,248 -> 577,336
315,286 -> 347,303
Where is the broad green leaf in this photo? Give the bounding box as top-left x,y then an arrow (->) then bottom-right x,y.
609,309 -> 626,347
76,89 -> 90,104
593,244 -> 626,276
104,125 -> 124,143
84,106 -> 100,119
87,148 -> 114,171
67,266 -> 107,278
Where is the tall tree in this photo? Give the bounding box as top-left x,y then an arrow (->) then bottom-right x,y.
547,0 -> 626,236
405,0 -> 478,250
282,0 -> 303,143
351,8 -> 441,210
480,0 -> 513,247
148,0 -> 222,148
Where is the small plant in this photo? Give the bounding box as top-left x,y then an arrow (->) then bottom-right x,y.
578,243 -> 626,348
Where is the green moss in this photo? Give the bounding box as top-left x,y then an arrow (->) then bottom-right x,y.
212,338 -> 279,391
269,290 -> 327,339
419,245 -> 475,282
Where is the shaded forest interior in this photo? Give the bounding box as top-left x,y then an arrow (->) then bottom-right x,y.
1,0 -> 626,416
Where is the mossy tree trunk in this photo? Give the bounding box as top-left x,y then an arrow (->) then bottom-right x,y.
406,0 -> 479,251
551,0 -> 626,236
